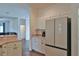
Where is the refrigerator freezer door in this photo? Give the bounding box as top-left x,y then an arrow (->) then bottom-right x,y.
45,46 -> 67,56
55,17 -> 67,49
46,19 -> 55,46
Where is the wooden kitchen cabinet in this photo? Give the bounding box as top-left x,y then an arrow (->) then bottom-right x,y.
0,35 -> 17,43
13,41 -> 22,56
0,47 -> 1,55
1,40 -> 22,56
2,44 -> 8,56
0,35 -> 22,56
7,43 -> 14,56
7,35 -> 17,42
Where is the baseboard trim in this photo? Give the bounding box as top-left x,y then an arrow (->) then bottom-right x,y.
31,49 -> 45,56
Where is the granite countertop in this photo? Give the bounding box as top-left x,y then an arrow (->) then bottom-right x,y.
0,32 -> 17,35
0,35 -> 17,37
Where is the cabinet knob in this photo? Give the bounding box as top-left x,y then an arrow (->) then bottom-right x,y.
41,42 -> 43,44
14,44 -> 16,46
3,46 -> 6,48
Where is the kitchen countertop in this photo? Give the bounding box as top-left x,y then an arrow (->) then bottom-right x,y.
0,35 -> 17,37
0,40 -> 22,47
0,32 -> 17,35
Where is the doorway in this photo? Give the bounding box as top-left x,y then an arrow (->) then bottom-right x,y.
20,17 -> 30,55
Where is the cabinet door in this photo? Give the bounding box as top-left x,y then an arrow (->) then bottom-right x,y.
40,37 -> 45,54
13,41 -> 22,56
32,37 -> 41,52
36,37 -> 43,53
55,17 -> 67,49
2,44 -> 8,56
32,37 -> 45,54
32,37 -> 37,50
7,43 -> 14,56
0,47 -> 2,56
45,46 -> 67,56
37,19 -> 45,29
46,19 -> 54,45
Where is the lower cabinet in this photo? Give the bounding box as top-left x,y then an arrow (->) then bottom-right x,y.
2,44 -> 8,56
1,41 -> 22,56
0,47 -> 1,55
7,43 -> 14,56
45,46 -> 67,56
13,42 -> 22,56
32,36 -> 45,54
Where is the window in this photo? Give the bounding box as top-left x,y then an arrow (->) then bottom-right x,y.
0,25 -> 3,32
0,23 -> 5,33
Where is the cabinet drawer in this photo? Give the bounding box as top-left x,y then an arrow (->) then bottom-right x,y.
0,37 -> 7,43
7,36 -> 17,42
45,46 -> 67,56
13,41 -> 22,48
7,41 -> 22,56
7,43 -> 14,48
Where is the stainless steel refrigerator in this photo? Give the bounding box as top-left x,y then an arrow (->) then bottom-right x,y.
45,17 -> 71,56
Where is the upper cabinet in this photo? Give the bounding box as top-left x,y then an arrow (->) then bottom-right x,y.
37,18 -> 46,29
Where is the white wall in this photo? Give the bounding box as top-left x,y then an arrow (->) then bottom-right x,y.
0,18 -> 27,40
30,8 -> 38,50
78,16 -> 79,55
9,18 -> 18,33
0,18 -> 18,33
76,7 -> 79,56
0,4 -> 30,43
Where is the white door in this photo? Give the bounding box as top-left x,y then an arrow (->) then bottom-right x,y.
55,17 -> 67,49
45,19 -> 55,45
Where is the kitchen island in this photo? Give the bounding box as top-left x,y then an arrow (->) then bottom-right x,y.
0,32 -> 22,56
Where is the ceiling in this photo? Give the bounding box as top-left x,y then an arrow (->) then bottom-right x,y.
30,3 -> 55,9
30,3 -> 79,17
30,3 -> 79,10
0,3 -> 78,19
0,3 -> 29,18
